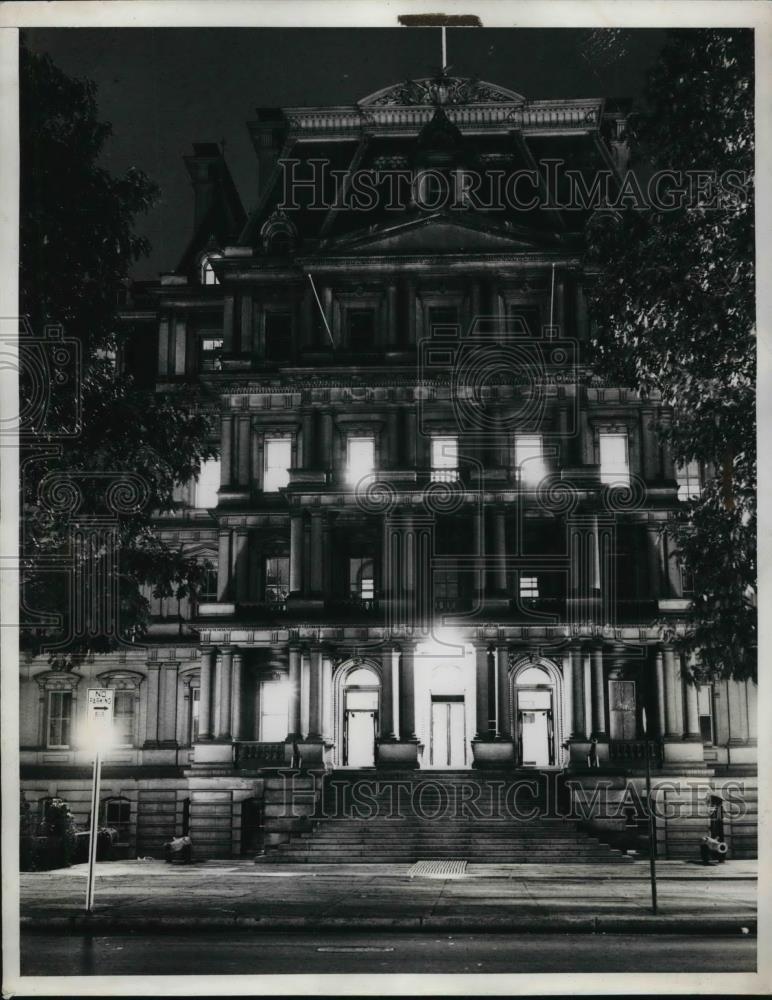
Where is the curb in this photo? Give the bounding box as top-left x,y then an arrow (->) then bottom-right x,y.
20,913 -> 757,936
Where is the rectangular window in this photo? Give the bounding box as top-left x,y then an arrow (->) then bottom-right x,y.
428,306 -> 458,335
264,556 -> 290,604
199,565 -> 218,602
112,691 -> 135,747
676,459 -> 701,500
199,337 -> 223,371
101,798 -> 132,845
434,570 -> 460,610
431,435 -> 458,481
263,437 -> 292,492
515,434 -> 546,484
194,458 -> 221,508
599,432 -> 630,486
348,310 -> 376,351
697,685 -> 714,744
265,312 -> 292,363
349,557 -> 375,601
260,679 -> 289,741
346,436 -> 375,484
519,575 -> 540,599
47,691 -> 72,749
190,687 -> 200,743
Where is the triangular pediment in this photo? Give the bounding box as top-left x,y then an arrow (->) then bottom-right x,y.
359,76 -> 525,108
319,214 -> 557,256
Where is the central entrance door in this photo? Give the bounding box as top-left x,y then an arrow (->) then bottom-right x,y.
430,695 -> 466,767
517,689 -> 554,767
344,688 -> 378,767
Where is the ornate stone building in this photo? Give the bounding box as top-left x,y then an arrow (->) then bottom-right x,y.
20,73 -> 757,861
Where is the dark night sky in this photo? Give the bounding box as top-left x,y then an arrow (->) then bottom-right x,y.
24,27 -> 669,279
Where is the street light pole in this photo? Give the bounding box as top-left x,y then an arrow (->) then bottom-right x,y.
86,746 -> 102,913
642,707 -> 658,914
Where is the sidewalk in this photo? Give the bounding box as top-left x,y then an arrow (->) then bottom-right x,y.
20,859 -> 757,936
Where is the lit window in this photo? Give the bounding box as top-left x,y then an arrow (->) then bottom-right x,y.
112,691 -> 135,747
676,460 -> 701,500
515,434 -> 546,485
519,575 -> 539,599
434,570 -> 460,610
260,678 -> 289,741
599,432 -> 630,486
47,691 -> 72,749
199,337 -> 223,371
201,257 -> 219,285
190,687 -> 200,742
349,557 -> 375,601
194,458 -> 220,508
263,437 -> 292,492
346,436 -> 375,484
431,435 -> 458,481
265,556 -> 290,604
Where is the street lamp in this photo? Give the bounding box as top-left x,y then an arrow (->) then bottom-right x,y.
82,689 -> 116,913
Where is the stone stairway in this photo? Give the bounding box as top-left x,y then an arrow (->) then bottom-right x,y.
259,770 -> 634,864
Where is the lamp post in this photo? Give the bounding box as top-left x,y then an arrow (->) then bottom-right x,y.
84,689 -> 115,914
641,707 -> 658,915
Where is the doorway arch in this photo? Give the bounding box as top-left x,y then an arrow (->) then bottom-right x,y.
333,660 -> 381,767
510,659 -> 562,767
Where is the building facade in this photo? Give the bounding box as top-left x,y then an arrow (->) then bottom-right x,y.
20,73 -> 757,861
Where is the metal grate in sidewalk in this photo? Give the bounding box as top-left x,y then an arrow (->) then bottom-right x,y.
408,859 -> 468,878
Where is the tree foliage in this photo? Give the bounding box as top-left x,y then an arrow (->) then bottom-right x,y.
20,41 -> 217,655
585,29 -> 755,681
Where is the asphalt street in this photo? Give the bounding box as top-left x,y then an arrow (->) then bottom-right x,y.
20,931 -> 756,976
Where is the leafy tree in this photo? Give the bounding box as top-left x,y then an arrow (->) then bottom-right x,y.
20,41 -> 217,656
585,29 -> 755,682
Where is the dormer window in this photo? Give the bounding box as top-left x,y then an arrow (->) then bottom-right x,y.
200,256 -> 220,285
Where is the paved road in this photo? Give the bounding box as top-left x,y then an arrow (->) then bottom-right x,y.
20,931 -> 756,975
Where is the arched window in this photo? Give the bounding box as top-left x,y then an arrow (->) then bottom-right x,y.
200,256 -> 220,285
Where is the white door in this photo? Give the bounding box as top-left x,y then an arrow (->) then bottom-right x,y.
345,710 -> 376,767
431,699 -> 466,767
520,709 -> 550,766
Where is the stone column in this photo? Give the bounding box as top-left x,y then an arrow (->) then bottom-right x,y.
399,645 -> 417,741
289,513 -> 303,594
198,647 -> 215,741
217,529 -> 231,601
663,530 -> 683,597
310,512 -> 324,594
321,652 -> 333,743
727,679 -> 749,745
144,662 -> 160,745
591,646 -> 607,738
472,507 -> 485,603
159,662 -> 179,744
474,644 -> 490,740
683,673 -> 701,741
655,649 -> 667,738
287,645 -> 301,739
320,411 -> 333,470
221,413 -> 233,486
582,649 -> 593,740
231,652 -> 244,741
379,646 -> 395,740
663,647 -> 682,738
386,284 -> 398,347
493,508 -> 507,594
640,408 -> 658,481
561,652 -> 573,748
234,529 -> 249,603
216,648 -> 233,740
570,647 -> 584,738
302,411 -> 315,468
405,409 -> 417,467
307,646 -> 323,740
237,415 -> 251,486
646,524 -> 662,599
496,645 -> 511,738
